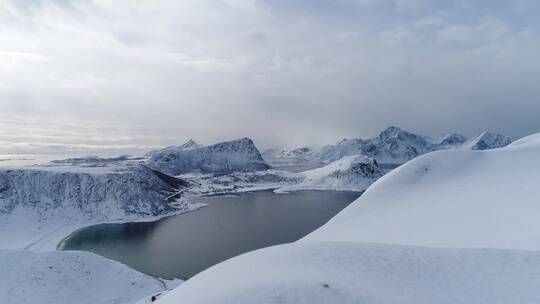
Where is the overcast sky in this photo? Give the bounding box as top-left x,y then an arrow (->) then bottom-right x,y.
2,0 -> 540,155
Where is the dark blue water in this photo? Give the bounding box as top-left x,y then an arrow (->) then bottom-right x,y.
60,190 -> 361,279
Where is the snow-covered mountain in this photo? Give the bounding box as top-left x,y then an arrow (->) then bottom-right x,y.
319,127 -> 435,164
157,132 -> 540,304
438,133 -> 467,147
271,127 -> 513,165
465,132 -> 513,150
277,155 -> 384,192
147,138 -> 270,175
262,146 -> 322,162
0,165 -> 183,226
145,139 -> 203,158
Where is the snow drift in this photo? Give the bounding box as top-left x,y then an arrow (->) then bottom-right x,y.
147,138 -> 270,175
157,132 -> 540,304
158,242 -> 540,304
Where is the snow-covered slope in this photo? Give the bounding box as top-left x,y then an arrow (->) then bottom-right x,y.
277,155 -> 384,192
158,242 -> 540,304
0,249 -> 166,304
307,133 -> 540,250
0,164 -> 186,249
147,138 -> 270,175
0,165 -> 178,221
157,132 -> 540,304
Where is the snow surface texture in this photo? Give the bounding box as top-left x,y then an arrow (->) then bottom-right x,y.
266,126 -> 513,164
158,242 -> 540,304
157,132 -> 540,304
0,249 -> 167,304
147,138 -> 270,175
276,155 -> 384,192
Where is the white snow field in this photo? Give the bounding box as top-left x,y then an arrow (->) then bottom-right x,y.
157,132 -> 540,304
0,250 -> 169,304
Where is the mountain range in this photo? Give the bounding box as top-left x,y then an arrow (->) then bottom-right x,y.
263,126 -> 513,164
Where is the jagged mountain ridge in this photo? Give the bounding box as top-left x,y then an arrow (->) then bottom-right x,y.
146,137 -> 270,175
267,127 -> 513,164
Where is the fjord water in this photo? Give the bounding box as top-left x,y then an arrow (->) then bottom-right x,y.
60,190 -> 361,279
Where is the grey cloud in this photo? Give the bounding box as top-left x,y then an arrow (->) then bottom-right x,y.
1,0 -> 540,155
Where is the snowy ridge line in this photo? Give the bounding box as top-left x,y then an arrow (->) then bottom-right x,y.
264,126 -> 513,165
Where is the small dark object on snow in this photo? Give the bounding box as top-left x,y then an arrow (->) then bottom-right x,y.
151,295 -> 157,302
322,283 -> 330,288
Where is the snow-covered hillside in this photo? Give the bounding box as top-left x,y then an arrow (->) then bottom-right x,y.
277,155 -> 384,192
147,138 -> 270,175
0,165 -> 179,221
157,132 -> 540,304
306,133 -> 540,250
0,249 -> 170,304
158,242 -> 540,304
269,127 -> 513,165
0,164 -> 188,250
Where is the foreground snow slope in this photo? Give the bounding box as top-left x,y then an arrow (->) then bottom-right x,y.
306,133 -> 540,250
158,242 -> 540,304
158,132 -> 540,304
0,250 -> 165,304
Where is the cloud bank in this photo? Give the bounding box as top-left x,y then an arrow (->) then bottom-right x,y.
1,0 -> 540,155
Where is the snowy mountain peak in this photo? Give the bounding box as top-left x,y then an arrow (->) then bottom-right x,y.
147,137 -> 270,175
378,126 -> 417,141
439,133 -> 467,146
467,132 -> 512,150
179,139 -> 201,149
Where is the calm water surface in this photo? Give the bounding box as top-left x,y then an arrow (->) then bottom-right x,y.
60,190 -> 361,279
